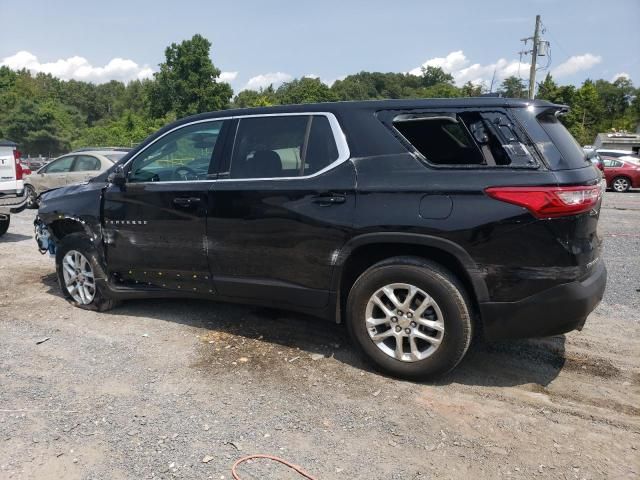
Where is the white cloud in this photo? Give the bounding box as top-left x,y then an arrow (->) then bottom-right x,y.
219,71 -> 238,83
1,50 -> 154,83
409,50 -> 528,88
552,54 -> 602,78
611,72 -> 630,82
243,72 -> 292,91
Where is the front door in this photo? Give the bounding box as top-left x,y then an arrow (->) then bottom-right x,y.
37,155 -> 76,191
102,119 -> 228,293
207,113 -> 355,308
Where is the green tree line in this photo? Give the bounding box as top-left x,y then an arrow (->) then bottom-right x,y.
0,34 -> 638,156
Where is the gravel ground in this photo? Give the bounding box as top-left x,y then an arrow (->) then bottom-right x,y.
0,191 -> 639,480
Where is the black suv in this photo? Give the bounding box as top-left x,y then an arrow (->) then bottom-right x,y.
34,98 -> 606,379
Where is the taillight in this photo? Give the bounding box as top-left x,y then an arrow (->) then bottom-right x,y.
13,150 -> 23,180
485,184 -> 603,218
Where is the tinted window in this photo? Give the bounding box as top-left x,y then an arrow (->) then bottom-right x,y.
45,156 -> 75,173
129,121 -> 222,183
229,115 -> 339,179
537,113 -> 589,168
72,155 -> 100,171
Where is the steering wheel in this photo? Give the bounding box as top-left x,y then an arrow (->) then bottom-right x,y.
172,166 -> 198,181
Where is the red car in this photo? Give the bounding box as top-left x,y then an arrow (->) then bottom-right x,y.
602,156 -> 640,192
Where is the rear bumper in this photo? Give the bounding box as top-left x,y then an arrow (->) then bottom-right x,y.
480,260 -> 607,340
0,191 -> 27,215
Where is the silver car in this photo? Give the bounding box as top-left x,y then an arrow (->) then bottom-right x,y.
24,150 -> 128,208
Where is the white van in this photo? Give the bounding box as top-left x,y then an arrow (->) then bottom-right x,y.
0,139 -> 27,236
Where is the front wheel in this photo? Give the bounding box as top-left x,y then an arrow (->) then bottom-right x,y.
346,256 -> 473,380
55,233 -> 117,311
25,185 -> 38,208
611,176 -> 631,192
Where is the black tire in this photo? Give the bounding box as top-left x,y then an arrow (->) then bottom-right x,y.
55,233 -> 117,311
0,215 -> 9,237
25,184 -> 38,208
346,256 -> 473,380
611,176 -> 631,193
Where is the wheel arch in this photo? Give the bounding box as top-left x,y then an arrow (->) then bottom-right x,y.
332,233 -> 488,323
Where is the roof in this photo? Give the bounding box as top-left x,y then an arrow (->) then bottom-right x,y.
178,97 -> 559,123
0,139 -> 17,147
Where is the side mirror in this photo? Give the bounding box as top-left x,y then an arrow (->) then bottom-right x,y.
107,165 -> 126,186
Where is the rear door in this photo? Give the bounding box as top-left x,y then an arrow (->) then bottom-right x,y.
103,119 -> 229,292
207,113 -> 355,308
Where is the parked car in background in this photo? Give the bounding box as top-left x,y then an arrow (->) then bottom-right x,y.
596,149 -> 640,160
0,139 -> 27,236
24,149 -> 129,208
601,156 -> 640,192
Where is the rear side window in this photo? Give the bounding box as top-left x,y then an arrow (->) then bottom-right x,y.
391,111 -> 535,167
72,155 -> 100,171
229,115 -> 339,179
537,112 -> 589,168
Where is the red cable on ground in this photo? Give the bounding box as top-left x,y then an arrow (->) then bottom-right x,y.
231,454 -> 319,480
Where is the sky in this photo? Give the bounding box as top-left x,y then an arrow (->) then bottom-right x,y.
1,0 -> 638,93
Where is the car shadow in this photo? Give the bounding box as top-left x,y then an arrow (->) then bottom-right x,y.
41,273 -> 565,388
0,232 -> 32,243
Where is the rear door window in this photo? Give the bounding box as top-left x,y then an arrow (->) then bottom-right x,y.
229,115 -> 339,179
72,155 -> 101,171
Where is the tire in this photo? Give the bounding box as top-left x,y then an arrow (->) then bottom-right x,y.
0,215 -> 9,237
346,256 -> 473,380
55,233 -> 117,311
611,176 -> 631,192
25,184 -> 38,209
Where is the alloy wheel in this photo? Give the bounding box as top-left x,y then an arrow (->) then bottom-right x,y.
613,177 -> 629,192
62,250 -> 96,305
365,283 -> 445,362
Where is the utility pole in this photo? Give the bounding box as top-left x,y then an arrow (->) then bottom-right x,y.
519,14 -> 546,99
528,15 -> 541,99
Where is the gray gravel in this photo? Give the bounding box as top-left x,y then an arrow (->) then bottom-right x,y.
0,192 -> 639,480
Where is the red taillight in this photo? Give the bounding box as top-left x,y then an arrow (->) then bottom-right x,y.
485,184 -> 603,218
13,150 -> 23,180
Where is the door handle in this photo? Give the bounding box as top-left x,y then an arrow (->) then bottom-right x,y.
312,193 -> 346,206
173,196 -> 201,208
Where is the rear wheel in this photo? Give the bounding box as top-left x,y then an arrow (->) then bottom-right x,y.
0,215 -> 9,237
612,176 -> 631,192
25,185 -> 38,208
55,233 -> 117,311
346,256 -> 473,379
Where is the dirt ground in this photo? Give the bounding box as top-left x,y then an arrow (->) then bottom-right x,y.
1,192 -> 639,480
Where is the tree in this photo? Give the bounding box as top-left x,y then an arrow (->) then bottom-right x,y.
276,78 -> 337,104
148,34 -> 233,118
233,86 -> 277,108
461,81 -> 483,97
420,66 -> 455,88
499,76 -> 526,98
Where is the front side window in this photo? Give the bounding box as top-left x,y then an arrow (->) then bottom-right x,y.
44,156 -> 75,173
229,115 -> 339,179
128,121 -> 223,183
72,155 -> 100,171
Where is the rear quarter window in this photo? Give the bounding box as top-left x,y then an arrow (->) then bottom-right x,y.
537,112 -> 590,169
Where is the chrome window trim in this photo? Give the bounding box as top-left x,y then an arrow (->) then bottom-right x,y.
122,112 -> 350,184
